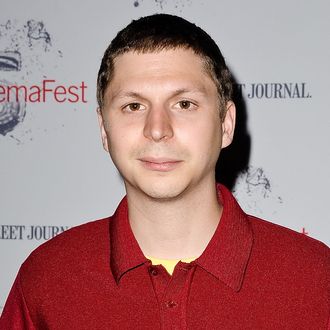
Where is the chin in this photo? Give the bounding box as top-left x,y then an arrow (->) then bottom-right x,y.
136,181 -> 189,201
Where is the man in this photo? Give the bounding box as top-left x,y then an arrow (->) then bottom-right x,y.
1,14 -> 329,329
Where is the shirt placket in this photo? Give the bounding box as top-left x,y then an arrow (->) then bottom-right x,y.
148,261 -> 196,329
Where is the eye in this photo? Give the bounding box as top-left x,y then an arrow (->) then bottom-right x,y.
176,100 -> 197,111
179,101 -> 191,109
123,102 -> 145,112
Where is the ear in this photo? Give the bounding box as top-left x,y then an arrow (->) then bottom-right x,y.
221,101 -> 236,149
97,108 -> 110,152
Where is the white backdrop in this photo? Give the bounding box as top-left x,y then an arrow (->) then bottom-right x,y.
1,0 -> 329,312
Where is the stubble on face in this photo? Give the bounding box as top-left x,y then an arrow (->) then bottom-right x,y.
100,49 -> 223,202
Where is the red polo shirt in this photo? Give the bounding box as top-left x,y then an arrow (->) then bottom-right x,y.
1,184 -> 329,329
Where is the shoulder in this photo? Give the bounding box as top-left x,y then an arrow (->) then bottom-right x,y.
13,217 -> 116,320
19,217 -> 112,283
247,215 -> 329,276
29,217 -> 110,257
249,214 -> 329,252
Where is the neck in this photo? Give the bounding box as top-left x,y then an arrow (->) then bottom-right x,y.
126,180 -> 222,260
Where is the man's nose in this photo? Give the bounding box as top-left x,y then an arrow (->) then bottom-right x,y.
143,106 -> 174,142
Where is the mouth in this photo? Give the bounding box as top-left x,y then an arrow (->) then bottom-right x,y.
138,157 -> 183,172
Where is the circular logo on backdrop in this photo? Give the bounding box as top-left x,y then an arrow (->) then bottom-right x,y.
0,79 -> 26,135
0,19 -> 63,141
0,50 -> 26,135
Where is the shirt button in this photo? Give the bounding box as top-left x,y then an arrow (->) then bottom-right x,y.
165,300 -> 177,308
149,266 -> 158,276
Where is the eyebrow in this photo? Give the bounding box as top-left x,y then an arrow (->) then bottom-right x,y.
171,87 -> 208,97
108,86 -> 209,104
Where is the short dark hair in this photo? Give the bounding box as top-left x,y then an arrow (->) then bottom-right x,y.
97,14 -> 233,119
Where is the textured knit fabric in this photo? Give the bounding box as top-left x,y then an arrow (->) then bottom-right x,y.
146,256 -> 197,275
0,184 -> 329,329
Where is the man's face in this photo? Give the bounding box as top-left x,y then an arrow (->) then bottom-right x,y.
98,48 -> 235,200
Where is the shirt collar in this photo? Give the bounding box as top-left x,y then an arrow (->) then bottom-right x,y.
109,184 -> 253,292
109,197 -> 147,283
194,184 -> 253,292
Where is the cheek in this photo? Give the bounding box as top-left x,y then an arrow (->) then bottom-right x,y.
180,118 -> 221,151
107,124 -> 139,160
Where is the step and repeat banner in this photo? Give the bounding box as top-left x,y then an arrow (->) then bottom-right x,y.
1,0 -> 329,312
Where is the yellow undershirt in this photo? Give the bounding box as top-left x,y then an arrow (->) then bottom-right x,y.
146,256 -> 197,275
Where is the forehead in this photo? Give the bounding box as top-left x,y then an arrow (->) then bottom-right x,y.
114,47 -> 204,65
107,49 -> 216,95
